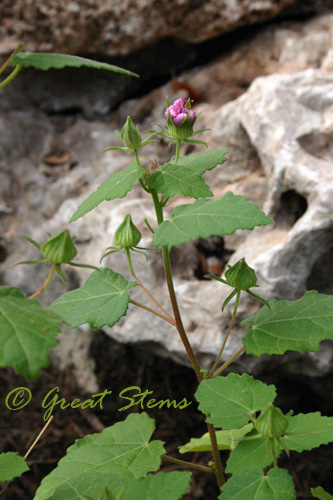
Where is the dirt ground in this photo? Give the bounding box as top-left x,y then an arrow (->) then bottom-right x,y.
0,331 -> 332,499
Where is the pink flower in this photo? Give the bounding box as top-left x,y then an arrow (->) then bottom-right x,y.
164,98 -> 196,127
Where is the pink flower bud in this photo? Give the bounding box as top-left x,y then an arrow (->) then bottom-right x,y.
164,98 -> 196,127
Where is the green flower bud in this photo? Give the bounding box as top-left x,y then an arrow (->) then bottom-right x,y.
255,403 -> 289,438
120,116 -> 142,150
113,214 -> 142,248
41,229 -> 77,264
225,258 -> 257,290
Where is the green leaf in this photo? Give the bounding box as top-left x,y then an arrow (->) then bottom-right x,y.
149,164 -> 213,199
153,193 -> 273,248
195,373 -> 276,429
311,486 -> 333,500
227,412 -> 333,473
283,412 -> 333,453
34,413 -> 164,500
83,488 -> 117,500
170,148 -> 230,174
50,268 -> 138,329
179,424 -> 253,453
242,291 -> 333,356
0,452 -> 29,482
219,467 -> 296,500
10,52 -> 138,77
70,162 -> 145,222
226,429 -> 282,472
118,471 -> 191,500
0,287 -> 62,379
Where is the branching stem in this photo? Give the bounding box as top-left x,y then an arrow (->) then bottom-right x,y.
125,248 -> 174,324
150,189 -> 202,381
0,64 -> 22,88
207,422 -> 225,487
212,346 -> 245,378
130,299 -> 175,326
209,290 -> 241,376
29,264 -> 56,299
161,454 -> 214,473
150,186 -> 226,488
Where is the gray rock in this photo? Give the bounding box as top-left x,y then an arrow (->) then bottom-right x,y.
1,0 -> 332,58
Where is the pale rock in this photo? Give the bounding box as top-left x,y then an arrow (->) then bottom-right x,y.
1,0 -> 332,58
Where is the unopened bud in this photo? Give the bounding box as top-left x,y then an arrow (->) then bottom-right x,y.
120,116 -> 142,150
41,229 -> 77,264
113,214 -> 142,248
255,403 -> 289,438
225,258 -> 257,290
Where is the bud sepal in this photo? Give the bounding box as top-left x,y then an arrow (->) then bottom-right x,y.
254,403 -> 289,438
100,214 -> 157,263
41,230 -> 77,264
103,116 -> 159,154
152,97 -> 209,147
205,257 -> 270,311
16,230 -> 100,288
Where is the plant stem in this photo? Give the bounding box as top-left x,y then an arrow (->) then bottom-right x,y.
0,415 -> 54,497
0,64 -> 22,88
143,217 -> 155,234
0,43 -> 24,75
130,299 -> 176,326
25,416 -> 54,459
151,185 -> 226,488
135,149 -> 150,194
162,454 -> 214,473
212,346 -> 245,378
134,149 -> 141,167
151,189 -> 202,382
29,264 -> 56,299
209,290 -> 241,376
207,423 -> 225,487
162,246 -> 203,381
125,248 -> 175,324
139,178 -> 150,192
174,139 -> 181,164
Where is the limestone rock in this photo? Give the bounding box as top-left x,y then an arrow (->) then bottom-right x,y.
1,0 -> 332,58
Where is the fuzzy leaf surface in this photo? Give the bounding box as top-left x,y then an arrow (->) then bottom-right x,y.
0,452 -> 29,482
242,291 -> 333,356
196,373 -> 276,429
219,467 -> 296,500
149,164 -> 213,198
226,429 -> 282,472
153,193 -> 273,248
179,424 -> 253,453
11,52 -> 138,77
118,471 -> 191,500
0,287 -> 62,379
50,268 -> 137,328
283,412 -> 333,452
34,413 -> 164,500
311,487 -> 333,500
70,162 -> 145,222
169,148 -> 230,174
